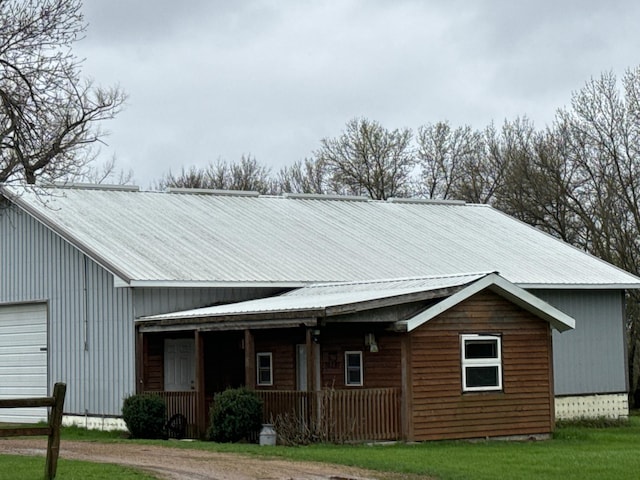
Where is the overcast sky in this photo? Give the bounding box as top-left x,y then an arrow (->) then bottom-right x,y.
75,1 -> 640,188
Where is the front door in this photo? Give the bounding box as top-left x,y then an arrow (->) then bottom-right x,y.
164,338 -> 195,391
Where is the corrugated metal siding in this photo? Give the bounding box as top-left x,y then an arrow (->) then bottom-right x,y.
132,287 -> 285,318
0,203 -> 135,416
533,289 -> 627,395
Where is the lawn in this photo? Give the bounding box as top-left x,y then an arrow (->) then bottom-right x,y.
0,455 -> 157,480
3,418 -> 640,479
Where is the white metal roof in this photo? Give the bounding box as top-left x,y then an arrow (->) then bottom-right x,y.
138,273 -> 575,333
138,272 -> 490,321
2,185 -> 639,289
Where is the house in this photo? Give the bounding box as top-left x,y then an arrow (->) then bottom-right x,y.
0,184 -> 638,440
139,272 -> 575,441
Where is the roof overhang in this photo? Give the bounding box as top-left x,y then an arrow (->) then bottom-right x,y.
395,273 -> 576,333
136,273 -> 575,334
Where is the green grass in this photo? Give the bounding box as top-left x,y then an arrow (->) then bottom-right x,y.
0,455 -> 157,480
6,418 -> 640,479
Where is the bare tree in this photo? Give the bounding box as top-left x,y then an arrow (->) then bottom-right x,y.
157,155 -> 275,194
0,0 -> 126,185
315,118 -> 415,200
276,158 -> 327,194
416,121 -> 487,201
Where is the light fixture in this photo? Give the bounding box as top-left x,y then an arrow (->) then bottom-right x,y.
364,333 -> 379,353
311,329 -> 321,344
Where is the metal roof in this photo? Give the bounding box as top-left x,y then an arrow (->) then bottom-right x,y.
137,273 -> 575,333
138,272 -> 490,321
2,184 -> 639,288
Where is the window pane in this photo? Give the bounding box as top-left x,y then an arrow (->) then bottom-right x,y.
465,366 -> 498,387
465,340 -> 497,359
259,370 -> 271,384
346,353 -> 360,367
258,355 -> 270,368
347,369 -> 360,384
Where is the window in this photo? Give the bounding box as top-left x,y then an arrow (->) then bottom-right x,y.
345,351 -> 363,386
461,335 -> 502,392
256,352 -> 273,386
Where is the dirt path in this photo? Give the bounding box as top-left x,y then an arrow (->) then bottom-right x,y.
0,438 -> 386,480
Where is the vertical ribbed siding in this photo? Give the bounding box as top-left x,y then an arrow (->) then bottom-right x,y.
533,289 -> 627,396
132,286 -> 285,318
1,204 -> 135,416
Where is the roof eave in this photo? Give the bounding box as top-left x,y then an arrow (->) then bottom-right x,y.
520,283 -> 640,290
397,273 -> 576,333
126,280 -> 308,289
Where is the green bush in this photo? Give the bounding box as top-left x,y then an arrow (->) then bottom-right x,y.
121,394 -> 166,439
207,387 -> 263,442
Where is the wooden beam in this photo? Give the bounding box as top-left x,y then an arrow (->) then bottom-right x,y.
195,330 -> 206,438
0,398 -> 55,408
0,427 -> 51,436
135,328 -> 144,394
305,328 -> 314,392
400,335 -> 414,441
44,382 -> 66,480
244,329 -> 255,389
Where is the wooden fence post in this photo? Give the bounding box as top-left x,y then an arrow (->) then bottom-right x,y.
44,382 -> 66,480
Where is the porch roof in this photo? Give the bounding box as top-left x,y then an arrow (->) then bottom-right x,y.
136,272 -> 489,330
136,272 -> 575,332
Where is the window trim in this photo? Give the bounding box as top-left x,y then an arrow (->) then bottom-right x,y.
460,334 -> 502,392
344,351 -> 363,386
256,352 -> 273,386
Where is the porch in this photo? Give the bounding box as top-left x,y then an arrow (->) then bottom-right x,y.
146,388 -> 402,442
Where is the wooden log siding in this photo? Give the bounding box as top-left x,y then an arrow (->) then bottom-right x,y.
254,329 -> 305,390
257,388 -> 401,442
319,326 -> 402,389
410,291 -> 555,441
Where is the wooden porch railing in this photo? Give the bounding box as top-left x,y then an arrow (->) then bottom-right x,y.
257,388 -> 401,442
144,391 -> 198,439
148,388 -> 401,442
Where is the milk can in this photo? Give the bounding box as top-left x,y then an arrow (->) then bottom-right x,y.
259,423 -> 276,446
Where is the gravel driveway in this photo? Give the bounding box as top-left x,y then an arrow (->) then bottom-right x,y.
0,438 -> 383,480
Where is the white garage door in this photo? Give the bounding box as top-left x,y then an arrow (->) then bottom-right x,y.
0,303 -> 48,423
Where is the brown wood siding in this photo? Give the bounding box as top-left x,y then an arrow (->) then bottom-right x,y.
143,334 -> 164,391
410,291 -> 554,441
319,326 -> 402,390
254,329 -> 305,390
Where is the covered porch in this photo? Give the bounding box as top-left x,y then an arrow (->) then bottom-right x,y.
136,324 -> 404,441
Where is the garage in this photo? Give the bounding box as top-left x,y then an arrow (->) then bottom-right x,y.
0,303 -> 48,422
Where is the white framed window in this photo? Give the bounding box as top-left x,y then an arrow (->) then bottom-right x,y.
461,334 -> 502,392
345,351 -> 363,386
256,352 -> 273,386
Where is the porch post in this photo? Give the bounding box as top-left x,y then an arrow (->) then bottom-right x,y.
244,329 -> 255,389
195,330 -> 206,438
135,327 -> 144,394
400,335 -> 414,441
305,328 -> 318,391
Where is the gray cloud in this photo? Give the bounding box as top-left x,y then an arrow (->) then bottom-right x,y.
74,0 -> 640,187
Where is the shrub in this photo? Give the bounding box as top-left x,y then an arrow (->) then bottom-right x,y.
122,394 -> 166,439
207,387 -> 263,442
